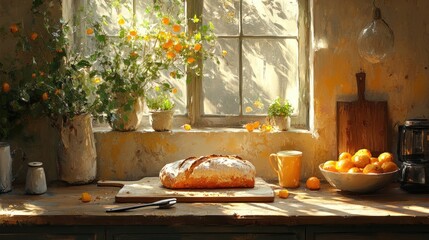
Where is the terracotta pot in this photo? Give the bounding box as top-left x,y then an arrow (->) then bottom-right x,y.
110,94 -> 144,131
57,114 -> 96,185
272,116 -> 291,131
149,110 -> 174,131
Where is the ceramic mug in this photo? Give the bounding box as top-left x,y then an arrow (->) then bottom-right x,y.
269,150 -> 302,188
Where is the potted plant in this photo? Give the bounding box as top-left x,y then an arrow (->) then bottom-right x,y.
87,1 -> 218,131
6,2 -> 100,184
268,97 -> 294,131
146,84 -> 176,131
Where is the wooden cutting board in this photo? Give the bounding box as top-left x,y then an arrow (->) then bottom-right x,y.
97,177 -> 275,203
337,71 -> 388,157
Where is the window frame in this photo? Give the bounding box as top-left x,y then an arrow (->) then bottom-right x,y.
76,0 -> 310,130
187,0 -> 310,129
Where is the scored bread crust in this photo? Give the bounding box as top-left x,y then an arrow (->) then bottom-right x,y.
159,154 -> 256,189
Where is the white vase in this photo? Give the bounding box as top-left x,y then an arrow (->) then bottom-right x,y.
57,114 -> 97,185
149,110 -> 174,131
272,116 -> 291,131
110,94 -> 144,131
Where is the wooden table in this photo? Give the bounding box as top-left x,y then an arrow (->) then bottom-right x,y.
1,182 -> 429,239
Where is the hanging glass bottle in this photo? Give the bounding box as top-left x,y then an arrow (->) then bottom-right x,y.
357,4 -> 394,64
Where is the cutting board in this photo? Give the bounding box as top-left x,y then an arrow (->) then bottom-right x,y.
97,177 -> 275,203
337,71 -> 388,157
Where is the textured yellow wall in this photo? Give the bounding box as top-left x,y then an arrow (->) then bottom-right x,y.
3,0 -> 429,183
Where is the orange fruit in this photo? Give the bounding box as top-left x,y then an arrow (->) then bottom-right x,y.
244,123 -> 255,132
336,159 -> 354,172
352,154 -> 370,168
354,148 -> 372,158
338,152 -> 352,160
2,82 -> 11,93
10,23 -> 19,33
378,152 -> 393,164
30,32 -> 38,41
42,92 -> 49,101
381,161 -> 399,173
306,177 -> 320,190
363,163 -> 383,174
81,192 -> 92,203
278,189 -> 289,199
252,121 -> 260,129
322,160 -> 337,171
348,167 -> 362,173
370,157 -> 379,164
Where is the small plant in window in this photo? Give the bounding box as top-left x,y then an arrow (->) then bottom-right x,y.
267,97 -> 294,117
146,83 -> 177,132
267,97 -> 294,131
146,84 -> 176,112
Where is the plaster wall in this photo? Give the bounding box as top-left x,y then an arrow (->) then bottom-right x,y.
2,0 -> 429,183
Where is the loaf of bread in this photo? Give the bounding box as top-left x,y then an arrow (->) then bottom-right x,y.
159,154 -> 256,189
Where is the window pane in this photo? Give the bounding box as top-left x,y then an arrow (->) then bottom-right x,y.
93,0 -> 133,36
203,0 -> 239,35
203,39 -> 240,115
243,0 -> 298,36
242,38 -> 299,115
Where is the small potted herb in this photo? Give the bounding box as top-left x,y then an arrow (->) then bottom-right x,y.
267,97 -> 294,131
146,85 -> 176,131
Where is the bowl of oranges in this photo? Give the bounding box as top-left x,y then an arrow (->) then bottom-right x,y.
319,149 -> 399,193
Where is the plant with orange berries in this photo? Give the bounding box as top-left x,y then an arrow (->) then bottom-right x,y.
2,2 -> 100,125
0,66 -> 26,140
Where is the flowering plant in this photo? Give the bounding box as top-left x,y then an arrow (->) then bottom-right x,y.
4,2 -> 99,125
85,0 -> 217,125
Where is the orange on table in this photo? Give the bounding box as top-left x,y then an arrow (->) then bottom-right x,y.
336,159 -> 354,172
338,152 -> 352,160
354,148 -> 372,158
352,154 -> 370,168
381,161 -> 398,173
277,189 -> 289,199
306,177 -> 320,190
363,163 -> 383,174
378,152 -> 393,164
81,192 -> 92,203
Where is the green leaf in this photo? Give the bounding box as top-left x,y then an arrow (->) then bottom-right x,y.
76,60 -> 91,69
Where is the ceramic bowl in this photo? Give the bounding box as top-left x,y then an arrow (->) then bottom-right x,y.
319,164 -> 399,193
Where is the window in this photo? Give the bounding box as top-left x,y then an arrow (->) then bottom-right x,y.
76,0 -> 309,129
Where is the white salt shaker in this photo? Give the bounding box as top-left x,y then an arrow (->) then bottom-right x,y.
25,162 -> 47,195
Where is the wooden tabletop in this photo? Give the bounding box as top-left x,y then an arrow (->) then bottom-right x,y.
1,182 -> 429,226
